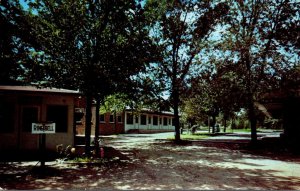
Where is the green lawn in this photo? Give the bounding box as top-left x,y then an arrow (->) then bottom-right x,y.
231,128 -> 252,133
167,133 -> 210,140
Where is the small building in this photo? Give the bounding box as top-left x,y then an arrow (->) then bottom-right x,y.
0,86 -> 81,151
97,109 -> 175,135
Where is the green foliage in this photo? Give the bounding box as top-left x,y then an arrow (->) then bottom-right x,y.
100,94 -> 129,114
25,0 -> 153,96
144,0 -> 229,141
0,1 -> 41,85
232,119 -> 250,130
202,0 -> 299,141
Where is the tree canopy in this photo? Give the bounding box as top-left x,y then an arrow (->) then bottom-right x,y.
144,0 -> 229,142
217,0 -> 300,142
21,0 -> 155,154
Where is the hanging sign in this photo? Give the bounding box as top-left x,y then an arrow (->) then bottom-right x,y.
32,122 -> 56,134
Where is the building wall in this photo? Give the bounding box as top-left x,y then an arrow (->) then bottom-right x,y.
124,111 -> 175,132
96,111 -> 175,135
99,112 -> 125,135
75,101 -> 96,136
0,92 -> 76,151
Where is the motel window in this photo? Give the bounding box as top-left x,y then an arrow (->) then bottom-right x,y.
135,116 -> 139,124
0,101 -> 15,133
22,107 -> 39,132
47,105 -> 68,133
148,116 -> 152,125
153,116 -> 158,125
117,115 -> 122,123
163,117 -> 168,126
141,114 -> 147,125
100,114 -> 105,123
126,113 -> 133,124
109,115 -> 114,123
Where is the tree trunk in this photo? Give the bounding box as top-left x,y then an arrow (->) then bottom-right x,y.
248,99 -> 257,144
174,90 -> 181,143
208,116 -> 210,133
212,115 -> 216,134
94,98 -> 100,156
224,118 -> 227,133
114,110 -> 117,133
85,95 -> 92,156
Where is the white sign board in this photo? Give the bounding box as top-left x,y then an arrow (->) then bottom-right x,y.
32,123 -> 56,134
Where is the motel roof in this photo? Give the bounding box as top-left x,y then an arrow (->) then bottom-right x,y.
0,85 -> 81,95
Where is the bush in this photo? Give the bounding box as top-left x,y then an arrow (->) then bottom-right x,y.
56,144 -> 76,161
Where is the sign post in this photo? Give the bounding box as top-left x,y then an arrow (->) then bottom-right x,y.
32,122 -> 55,167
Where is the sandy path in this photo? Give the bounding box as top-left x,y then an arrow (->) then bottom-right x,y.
1,133 -> 300,190
99,133 -> 300,190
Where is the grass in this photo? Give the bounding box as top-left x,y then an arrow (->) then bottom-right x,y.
167,133 -> 210,140
231,128 -> 283,133
231,128 -> 252,133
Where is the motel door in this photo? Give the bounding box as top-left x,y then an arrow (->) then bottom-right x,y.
19,106 -> 41,150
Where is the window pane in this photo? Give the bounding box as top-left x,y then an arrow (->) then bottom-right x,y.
47,105 -> 68,132
163,117 -> 168,126
141,114 -> 147,125
148,116 -> 151,124
100,114 -> 105,122
109,115 -> 114,123
153,116 -> 158,125
0,101 -> 14,133
117,115 -> 122,123
126,113 -> 133,124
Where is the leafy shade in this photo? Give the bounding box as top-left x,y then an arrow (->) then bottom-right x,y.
26,0 -> 154,96
144,0 -> 229,142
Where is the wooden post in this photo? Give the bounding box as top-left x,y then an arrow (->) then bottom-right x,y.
39,134 -> 46,167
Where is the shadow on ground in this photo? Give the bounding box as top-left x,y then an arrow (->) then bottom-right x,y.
1,138 -> 300,190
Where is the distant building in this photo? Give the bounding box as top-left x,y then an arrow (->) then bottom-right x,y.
0,86 -> 81,151
123,109 -> 175,133
97,109 -> 175,135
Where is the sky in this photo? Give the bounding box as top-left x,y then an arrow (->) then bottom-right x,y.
20,0 -> 29,10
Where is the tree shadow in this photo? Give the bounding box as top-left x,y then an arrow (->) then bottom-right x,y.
1,138 -> 300,190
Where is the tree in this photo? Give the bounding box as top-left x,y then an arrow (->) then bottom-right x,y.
100,94 -> 129,132
26,0 -> 153,155
145,0 -> 229,143
216,0 -> 300,143
183,59 -> 243,133
0,1 -> 42,85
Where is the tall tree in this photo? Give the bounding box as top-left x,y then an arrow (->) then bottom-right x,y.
0,0 -> 42,85
144,0 -> 229,142
26,0 -> 153,155
217,0 -> 300,143
183,59 -> 243,133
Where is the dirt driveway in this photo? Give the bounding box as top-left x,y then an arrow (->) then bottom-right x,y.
1,132 -> 300,190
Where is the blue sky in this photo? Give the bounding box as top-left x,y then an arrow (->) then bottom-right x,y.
19,0 -> 29,10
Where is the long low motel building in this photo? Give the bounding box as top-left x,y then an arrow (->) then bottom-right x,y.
98,109 -> 176,135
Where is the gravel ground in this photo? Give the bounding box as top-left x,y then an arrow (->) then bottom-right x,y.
1,132 -> 300,190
